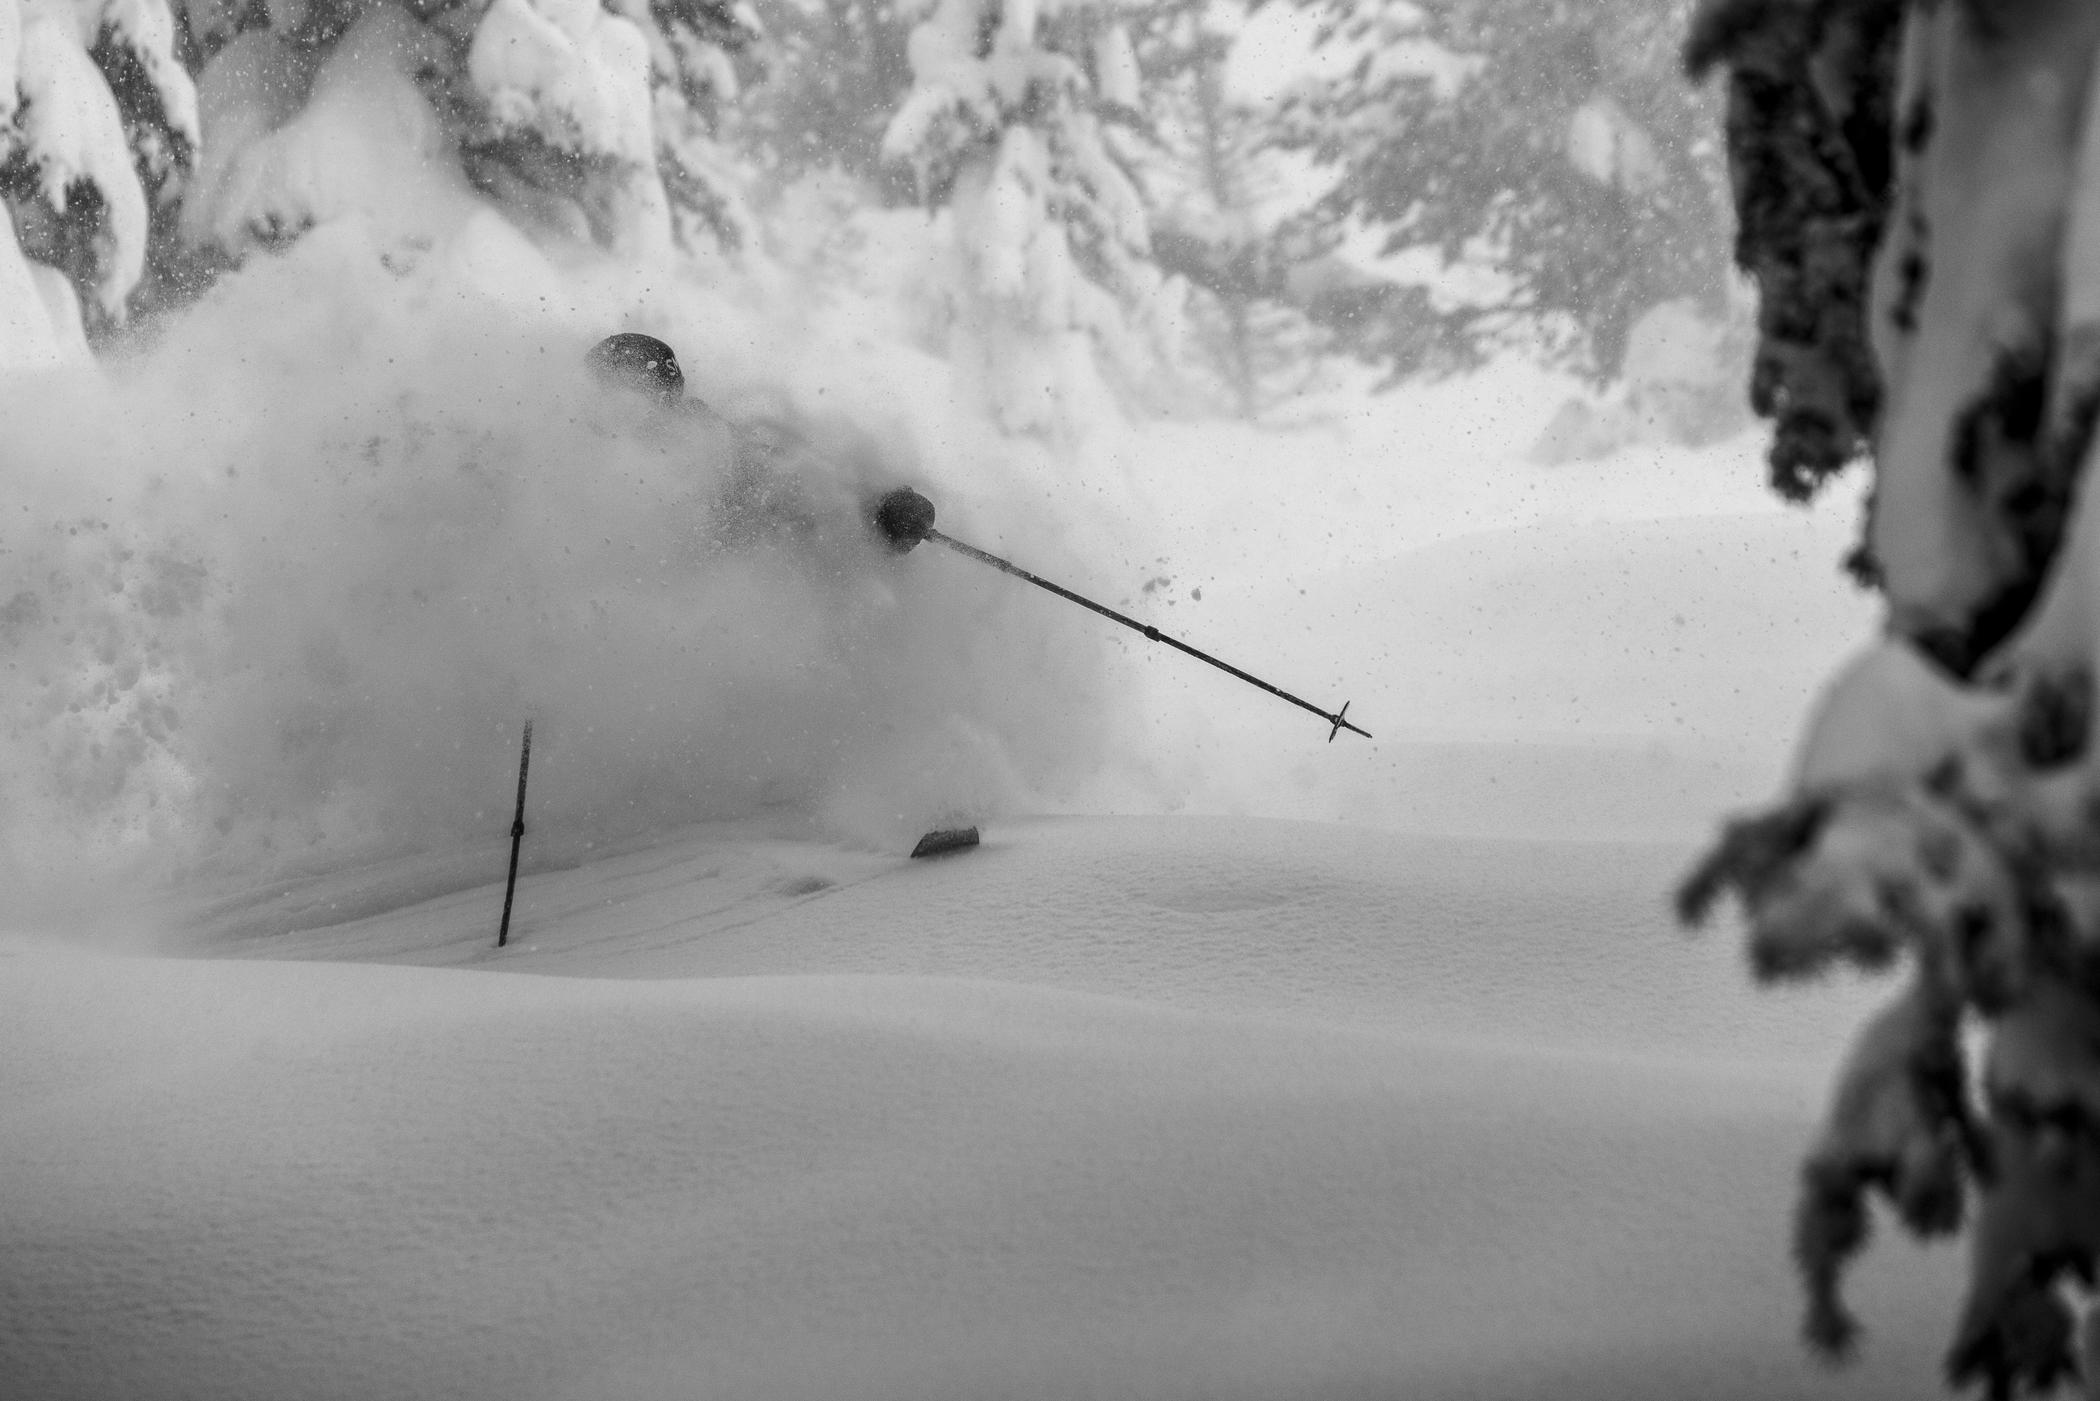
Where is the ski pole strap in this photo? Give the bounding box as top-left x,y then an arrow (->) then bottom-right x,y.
923,529 -> 1370,742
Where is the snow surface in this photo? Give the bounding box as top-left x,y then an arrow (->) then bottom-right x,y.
6,815 -> 1960,1401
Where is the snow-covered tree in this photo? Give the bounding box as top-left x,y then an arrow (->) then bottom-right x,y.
880,0 -> 1185,437
1680,2 -> 2100,1394
1274,0 -> 1736,384
632,0 -> 765,254
0,0 -> 761,358
1128,0 -> 1317,417
177,0 -> 759,263
0,0 -> 200,355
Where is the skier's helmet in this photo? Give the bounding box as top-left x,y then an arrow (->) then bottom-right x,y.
586,332 -> 684,404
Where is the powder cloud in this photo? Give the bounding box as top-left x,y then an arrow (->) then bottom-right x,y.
0,236 -> 1112,916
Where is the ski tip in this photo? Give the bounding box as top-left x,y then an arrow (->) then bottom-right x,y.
910,826 -> 981,859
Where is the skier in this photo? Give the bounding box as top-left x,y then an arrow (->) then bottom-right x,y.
584,331 -> 896,556
583,331 -> 735,450
581,332 -> 1367,741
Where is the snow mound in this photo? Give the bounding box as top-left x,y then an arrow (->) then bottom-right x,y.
1,913 -> 1953,1400
186,815 -> 1893,1071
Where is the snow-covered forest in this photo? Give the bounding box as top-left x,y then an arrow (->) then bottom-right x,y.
0,0 -> 1748,422
6,0 -> 2088,1397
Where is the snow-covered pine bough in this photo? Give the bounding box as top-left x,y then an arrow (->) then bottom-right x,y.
1679,2 -> 2100,1394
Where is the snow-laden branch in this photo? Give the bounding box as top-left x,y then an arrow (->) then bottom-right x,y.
468,0 -> 655,167
1685,2 -> 2100,1392
0,0 -> 757,341
0,0 -> 197,325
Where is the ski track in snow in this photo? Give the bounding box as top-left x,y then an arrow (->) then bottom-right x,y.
3,815 -> 1954,1400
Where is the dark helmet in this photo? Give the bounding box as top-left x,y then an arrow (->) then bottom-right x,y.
586,332 -> 684,403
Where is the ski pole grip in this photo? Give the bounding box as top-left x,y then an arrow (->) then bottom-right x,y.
873,486 -> 937,553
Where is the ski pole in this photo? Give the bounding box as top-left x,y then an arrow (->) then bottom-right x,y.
497,719 -> 533,948
872,488 -> 1370,742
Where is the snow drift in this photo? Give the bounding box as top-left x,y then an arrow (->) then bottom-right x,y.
0,816 -> 1963,1401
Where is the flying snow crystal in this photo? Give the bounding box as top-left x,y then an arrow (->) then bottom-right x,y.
1681,2 -> 2100,1391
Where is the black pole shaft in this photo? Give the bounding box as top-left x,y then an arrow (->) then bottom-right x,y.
497,720 -> 533,948
924,529 -> 1370,741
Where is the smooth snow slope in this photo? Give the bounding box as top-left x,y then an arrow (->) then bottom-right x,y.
187,816 -> 1887,1067
5,816 -> 1957,1400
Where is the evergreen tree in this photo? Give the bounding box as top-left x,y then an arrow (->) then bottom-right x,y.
880,0 -> 1184,437
0,0 -> 760,351
1128,0 -> 1317,417
1274,0 -> 1734,383
0,0 -> 200,351
1682,3 -> 2100,1395
637,0 -> 766,255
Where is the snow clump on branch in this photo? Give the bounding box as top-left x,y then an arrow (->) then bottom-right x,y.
0,0 -> 197,348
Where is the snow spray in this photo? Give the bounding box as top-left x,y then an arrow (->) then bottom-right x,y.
0,246 -> 1115,910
